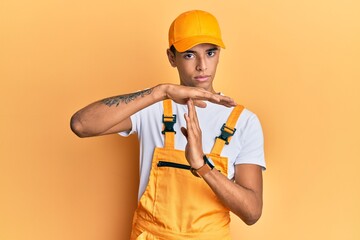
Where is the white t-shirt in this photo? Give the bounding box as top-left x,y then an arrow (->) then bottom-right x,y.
120,100 -> 266,200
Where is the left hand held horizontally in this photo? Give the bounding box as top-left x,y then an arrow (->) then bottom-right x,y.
181,99 -> 205,169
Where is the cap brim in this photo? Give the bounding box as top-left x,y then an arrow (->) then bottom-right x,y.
173,36 -> 225,52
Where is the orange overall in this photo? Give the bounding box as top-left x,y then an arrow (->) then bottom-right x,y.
130,100 -> 244,240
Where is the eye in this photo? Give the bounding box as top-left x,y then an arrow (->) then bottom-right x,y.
207,51 -> 216,57
183,53 -> 195,59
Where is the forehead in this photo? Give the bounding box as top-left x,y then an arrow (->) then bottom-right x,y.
182,43 -> 219,53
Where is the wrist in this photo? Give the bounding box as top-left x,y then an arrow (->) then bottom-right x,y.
154,84 -> 169,101
190,155 -> 214,178
190,154 -> 205,169
157,83 -> 176,100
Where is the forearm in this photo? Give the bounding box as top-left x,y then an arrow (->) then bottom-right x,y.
202,167 -> 263,225
70,84 -> 167,137
70,84 -> 236,137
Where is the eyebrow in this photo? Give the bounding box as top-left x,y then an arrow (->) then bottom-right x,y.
206,47 -> 219,52
181,47 -> 219,54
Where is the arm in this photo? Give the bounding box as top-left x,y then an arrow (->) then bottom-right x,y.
181,99 -> 263,225
70,83 -> 236,138
202,164 -> 263,225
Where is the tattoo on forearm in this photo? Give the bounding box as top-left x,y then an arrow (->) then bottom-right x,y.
101,88 -> 153,107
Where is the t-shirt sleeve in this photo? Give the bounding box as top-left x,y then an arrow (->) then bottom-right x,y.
235,114 -> 266,169
118,112 -> 138,137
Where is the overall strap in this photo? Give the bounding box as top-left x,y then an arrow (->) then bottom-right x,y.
162,99 -> 176,149
210,105 -> 244,156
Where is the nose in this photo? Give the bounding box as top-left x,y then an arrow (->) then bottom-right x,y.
196,56 -> 207,71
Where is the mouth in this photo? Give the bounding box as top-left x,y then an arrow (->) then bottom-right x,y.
194,75 -> 211,82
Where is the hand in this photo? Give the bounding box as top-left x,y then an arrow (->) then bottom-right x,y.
163,84 -> 236,108
181,99 -> 205,169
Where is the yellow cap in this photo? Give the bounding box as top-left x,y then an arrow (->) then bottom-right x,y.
168,10 -> 225,52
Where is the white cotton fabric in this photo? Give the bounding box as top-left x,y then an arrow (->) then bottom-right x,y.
120,101 -> 266,201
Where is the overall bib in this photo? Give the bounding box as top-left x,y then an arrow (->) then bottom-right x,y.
130,100 -> 244,240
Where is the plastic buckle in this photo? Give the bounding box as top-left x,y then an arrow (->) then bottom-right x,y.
216,124 -> 236,145
162,114 -> 176,134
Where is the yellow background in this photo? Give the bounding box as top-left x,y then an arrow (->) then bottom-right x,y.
1,1 -> 359,239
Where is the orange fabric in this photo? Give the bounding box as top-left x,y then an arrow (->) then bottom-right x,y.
130,101 -> 243,240
210,105 -> 244,156
163,99 -> 175,149
168,10 -> 225,52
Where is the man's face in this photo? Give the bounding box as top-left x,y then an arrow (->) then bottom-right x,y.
167,43 -> 220,93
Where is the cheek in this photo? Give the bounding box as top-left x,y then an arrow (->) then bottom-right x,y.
178,63 -> 193,74
210,60 -> 219,72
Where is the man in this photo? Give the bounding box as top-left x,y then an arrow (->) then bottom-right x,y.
71,10 -> 266,240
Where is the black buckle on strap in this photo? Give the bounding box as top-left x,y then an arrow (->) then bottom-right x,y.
216,124 -> 236,145
162,114 -> 176,134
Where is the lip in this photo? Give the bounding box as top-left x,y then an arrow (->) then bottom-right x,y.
194,75 -> 211,82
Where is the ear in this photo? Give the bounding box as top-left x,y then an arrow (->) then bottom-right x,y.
166,49 -> 177,67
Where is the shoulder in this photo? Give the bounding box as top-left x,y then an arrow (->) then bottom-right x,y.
238,108 -> 262,129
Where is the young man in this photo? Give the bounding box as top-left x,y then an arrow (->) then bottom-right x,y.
71,10 -> 266,240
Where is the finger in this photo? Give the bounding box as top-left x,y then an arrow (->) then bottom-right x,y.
183,112 -> 191,133
185,101 -> 197,139
187,99 -> 202,140
187,99 -> 194,119
208,95 -> 237,107
186,98 -> 194,119
219,96 -> 237,107
193,100 -> 207,108
192,90 -> 221,103
191,100 -> 201,130
189,88 -> 236,107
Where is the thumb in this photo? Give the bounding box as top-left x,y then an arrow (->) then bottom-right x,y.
181,127 -> 188,138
